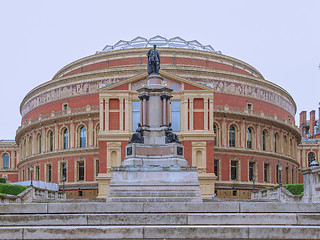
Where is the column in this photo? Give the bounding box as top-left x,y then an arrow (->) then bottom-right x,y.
190,98 -> 194,131
182,98 -> 188,132
125,98 -> 129,131
302,148 -> 306,168
70,120 -> 75,148
88,118 -> 93,147
143,97 -> 147,126
54,123 -> 59,150
105,99 -> 109,131
99,100 -> 104,131
204,97 -> 208,131
167,96 -> 171,126
119,98 -> 123,131
139,97 -> 143,126
209,97 -> 214,131
222,117 -> 227,146
162,96 -> 166,126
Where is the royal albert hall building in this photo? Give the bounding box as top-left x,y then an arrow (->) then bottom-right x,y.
0,36 -> 302,199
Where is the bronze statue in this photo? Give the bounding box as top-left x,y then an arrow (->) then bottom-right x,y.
129,123 -> 144,144
146,44 -> 160,75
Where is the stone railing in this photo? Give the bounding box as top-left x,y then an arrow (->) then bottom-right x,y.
0,186 -> 66,203
251,186 -> 302,202
214,105 -> 297,130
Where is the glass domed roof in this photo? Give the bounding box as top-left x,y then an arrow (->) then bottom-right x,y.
96,35 -> 221,54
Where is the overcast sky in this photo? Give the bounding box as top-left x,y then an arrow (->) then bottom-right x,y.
0,0 -> 319,140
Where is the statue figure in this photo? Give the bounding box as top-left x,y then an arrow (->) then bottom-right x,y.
165,123 -> 180,143
129,123 -> 144,144
146,44 -> 160,75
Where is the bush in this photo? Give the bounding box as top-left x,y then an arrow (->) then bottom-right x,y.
0,178 -> 6,183
284,184 -> 304,195
0,193 -> 7,197
0,183 -> 27,196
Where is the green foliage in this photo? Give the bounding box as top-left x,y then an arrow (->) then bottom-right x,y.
0,183 -> 27,196
284,184 -> 304,195
0,193 -> 7,196
0,178 -> 6,183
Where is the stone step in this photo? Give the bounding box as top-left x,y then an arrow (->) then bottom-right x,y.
0,213 -> 320,226
1,225 -> 320,239
107,196 -> 202,202
107,190 -> 201,197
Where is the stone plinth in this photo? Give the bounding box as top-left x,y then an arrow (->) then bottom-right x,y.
301,165 -> 320,203
107,166 -> 202,202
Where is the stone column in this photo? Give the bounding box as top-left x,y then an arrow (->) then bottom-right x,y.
105,99 -> 109,131
204,97 -> 208,131
119,98 -> 123,131
162,96 -> 166,126
209,97 -> 214,131
32,132 -> 35,155
125,98 -> 129,131
167,96 -> 171,125
182,98 -> 188,132
88,118 -> 93,147
190,98 -> 194,131
139,97 -> 143,126
143,97 -> 147,126
99,100 -> 104,131
54,123 -> 58,151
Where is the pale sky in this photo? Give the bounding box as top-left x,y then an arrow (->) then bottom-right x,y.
0,0 -> 319,140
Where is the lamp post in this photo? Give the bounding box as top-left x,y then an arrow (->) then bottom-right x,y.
278,163 -> 283,187
29,164 -> 34,187
252,174 -> 256,192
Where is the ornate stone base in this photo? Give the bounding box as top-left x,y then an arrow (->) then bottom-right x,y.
107,166 -> 202,202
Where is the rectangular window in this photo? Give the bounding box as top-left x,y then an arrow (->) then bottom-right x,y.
61,163 -> 67,181
22,170 -> 25,181
276,165 -> 279,184
35,166 -> 40,181
247,103 -> 252,110
264,163 -> 269,183
214,160 -> 219,180
132,101 -> 140,131
249,162 -> 254,181
78,161 -> 85,181
96,160 -> 99,176
231,161 -> 238,180
171,101 -> 181,132
47,165 -> 52,182
286,167 -> 289,185
63,103 -> 68,111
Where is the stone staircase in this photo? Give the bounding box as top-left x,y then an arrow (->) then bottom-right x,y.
0,201 -> 319,239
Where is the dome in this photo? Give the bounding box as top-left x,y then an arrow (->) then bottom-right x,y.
96,35 -> 222,54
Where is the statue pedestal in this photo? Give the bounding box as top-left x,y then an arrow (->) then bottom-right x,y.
107,166 -> 202,202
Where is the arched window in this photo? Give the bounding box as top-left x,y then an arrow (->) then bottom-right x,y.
229,125 -> 236,147
49,131 -> 53,152
63,129 -> 68,149
274,132 -> 279,153
308,152 -> 315,166
3,153 -> 9,169
37,134 -> 41,154
213,124 -> 217,146
262,130 -> 267,151
80,126 -> 86,148
247,128 -> 252,149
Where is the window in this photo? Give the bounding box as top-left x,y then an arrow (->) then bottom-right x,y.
80,126 -> 86,148
214,160 -> 219,180
285,167 -> 289,184
171,101 -> 181,131
247,128 -> 252,149
3,153 -> 9,169
96,159 -> 99,176
274,133 -> 279,153
247,103 -> 252,110
213,124 -> 217,146
229,125 -> 236,147
78,161 -> 84,181
63,129 -> 68,149
276,165 -> 279,184
35,166 -> 40,181
249,162 -> 255,181
49,131 -> 53,152
231,161 -> 238,180
264,163 -> 269,183
61,163 -> 67,181
132,101 -> 140,130
47,164 -> 52,182
63,103 -> 68,111
308,152 -> 315,166
262,130 -> 267,151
